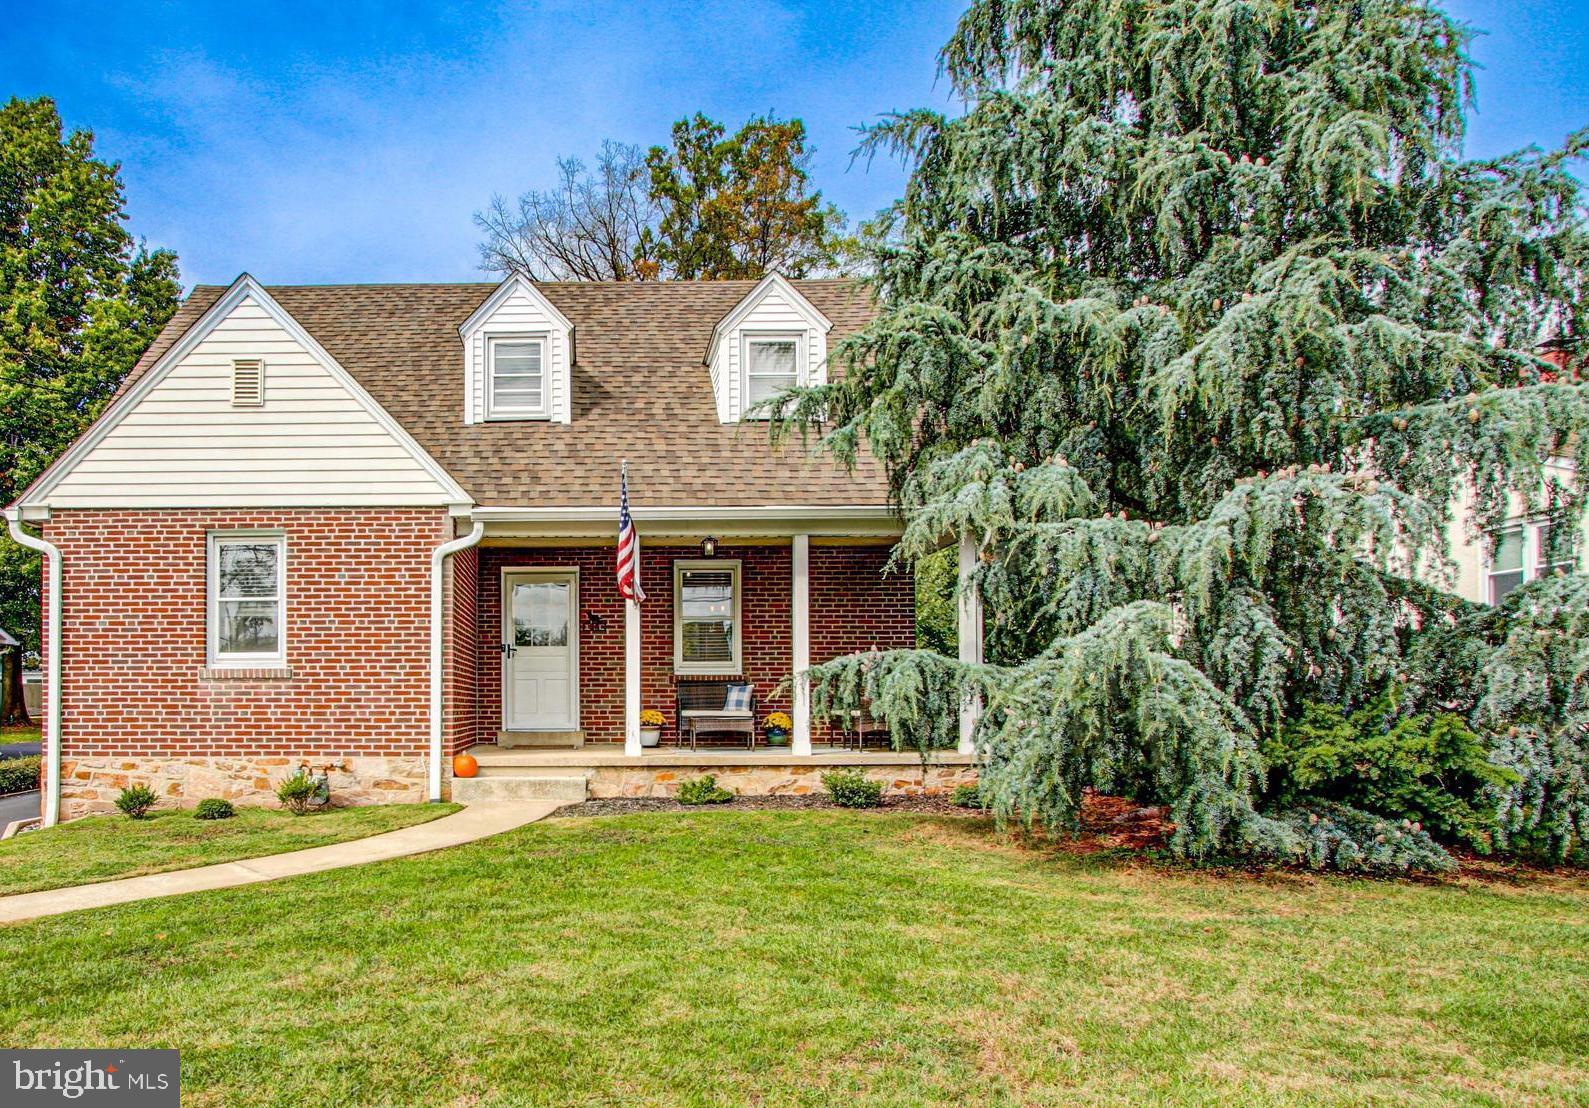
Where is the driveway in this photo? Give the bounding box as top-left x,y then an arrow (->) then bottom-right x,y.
0,742 -> 41,759
0,790 -> 40,828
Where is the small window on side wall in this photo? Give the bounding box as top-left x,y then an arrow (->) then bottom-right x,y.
674,560 -> 741,674
209,533 -> 285,666
1488,521 -> 1577,605
487,335 -> 549,419
742,334 -> 801,418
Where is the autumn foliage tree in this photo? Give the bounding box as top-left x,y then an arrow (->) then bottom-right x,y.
641,113 -> 848,280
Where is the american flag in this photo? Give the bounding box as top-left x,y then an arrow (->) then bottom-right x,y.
616,462 -> 645,603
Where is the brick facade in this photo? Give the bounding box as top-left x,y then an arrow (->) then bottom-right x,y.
32,514 -> 913,817
40,507 -> 454,817
473,541 -> 913,744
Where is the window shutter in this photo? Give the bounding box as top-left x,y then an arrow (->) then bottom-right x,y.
232,359 -> 265,407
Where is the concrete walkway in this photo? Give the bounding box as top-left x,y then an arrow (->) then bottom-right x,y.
0,801 -> 559,925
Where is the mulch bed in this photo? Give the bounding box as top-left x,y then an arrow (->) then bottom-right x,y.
551,789 -> 1174,845
553,792 -> 975,819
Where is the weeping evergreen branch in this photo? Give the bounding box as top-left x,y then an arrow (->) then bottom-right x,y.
781,0 -> 1589,866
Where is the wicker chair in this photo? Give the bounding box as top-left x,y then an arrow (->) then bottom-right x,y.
675,680 -> 756,749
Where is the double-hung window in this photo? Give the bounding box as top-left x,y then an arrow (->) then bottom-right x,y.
1487,521 -> 1577,604
742,334 -> 802,417
674,560 -> 742,674
487,335 -> 549,419
209,533 -> 286,666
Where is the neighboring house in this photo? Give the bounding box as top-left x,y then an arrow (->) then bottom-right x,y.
1445,466 -> 1585,605
5,273 -> 977,823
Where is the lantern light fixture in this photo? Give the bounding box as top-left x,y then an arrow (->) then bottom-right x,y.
700,535 -> 719,558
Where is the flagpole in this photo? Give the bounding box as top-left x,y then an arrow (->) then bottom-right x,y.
622,460 -> 643,756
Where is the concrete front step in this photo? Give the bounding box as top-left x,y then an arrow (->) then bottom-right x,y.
452,773 -> 588,803
497,730 -> 585,748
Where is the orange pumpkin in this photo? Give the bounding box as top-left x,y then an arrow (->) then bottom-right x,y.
452,752 -> 479,779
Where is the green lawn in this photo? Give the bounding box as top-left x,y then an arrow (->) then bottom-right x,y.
1,810 -> 1585,1106
1,724 -> 42,747
0,804 -> 458,895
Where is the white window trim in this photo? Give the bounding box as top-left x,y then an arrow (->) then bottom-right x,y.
207,530 -> 287,667
486,333 -> 551,420
740,331 -> 805,421
674,558 -> 743,675
1487,519 -> 1577,605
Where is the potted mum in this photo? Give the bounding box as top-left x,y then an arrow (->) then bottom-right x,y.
639,709 -> 665,748
763,711 -> 792,747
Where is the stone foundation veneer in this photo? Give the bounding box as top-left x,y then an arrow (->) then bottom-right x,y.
582,762 -> 977,799
60,755 -> 427,819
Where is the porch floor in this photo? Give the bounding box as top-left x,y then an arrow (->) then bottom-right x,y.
462,743 -> 976,769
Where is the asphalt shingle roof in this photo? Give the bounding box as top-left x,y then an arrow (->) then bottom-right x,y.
124,278 -> 890,509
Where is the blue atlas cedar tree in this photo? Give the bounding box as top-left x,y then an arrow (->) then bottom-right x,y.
770,0 -> 1589,867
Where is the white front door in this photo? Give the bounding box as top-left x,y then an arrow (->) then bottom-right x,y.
503,571 -> 578,730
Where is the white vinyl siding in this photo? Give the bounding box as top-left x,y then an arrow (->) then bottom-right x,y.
44,295 -> 460,508
674,559 -> 742,674
709,277 -> 829,422
487,336 -> 549,419
208,532 -> 286,666
462,280 -> 572,424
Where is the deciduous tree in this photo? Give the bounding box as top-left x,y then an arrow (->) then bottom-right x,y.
0,97 -> 180,673
475,140 -> 658,281
643,113 -> 848,279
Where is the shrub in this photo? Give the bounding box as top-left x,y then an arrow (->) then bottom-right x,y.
115,784 -> 158,820
1276,803 -> 1456,875
194,798 -> 236,821
951,782 -> 985,809
0,754 -> 41,795
1263,690 -> 1515,851
676,775 -> 733,805
823,770 -> 883,809
276,772 -> 318,815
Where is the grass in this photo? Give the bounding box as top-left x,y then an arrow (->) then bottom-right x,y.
0,804 -> 459,896
0,724 -> 42,747
0,809 -> 1585,1106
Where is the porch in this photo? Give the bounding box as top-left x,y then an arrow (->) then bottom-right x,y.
442,505 -> 989,802
448,743 -> 980,804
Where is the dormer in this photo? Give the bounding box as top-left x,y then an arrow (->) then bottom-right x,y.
705,273 -> 832,423
460,274 -> 574,424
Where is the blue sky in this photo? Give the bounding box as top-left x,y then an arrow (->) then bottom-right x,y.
3,1 -> 1585,288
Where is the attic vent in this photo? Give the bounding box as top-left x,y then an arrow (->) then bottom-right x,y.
231,359 -> 265,407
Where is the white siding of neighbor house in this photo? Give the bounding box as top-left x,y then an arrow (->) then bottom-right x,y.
712,283 -> 828,423
1439,462 -> 1588,604
44,295 -> 460,508
462,283 -> 571,425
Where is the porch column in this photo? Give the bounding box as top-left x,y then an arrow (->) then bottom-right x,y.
957,531 -> 983,755
792,534 -> 812,755
624,597 -> 642,756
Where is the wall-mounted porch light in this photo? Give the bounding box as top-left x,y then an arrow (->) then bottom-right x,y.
700,535 -> 719,558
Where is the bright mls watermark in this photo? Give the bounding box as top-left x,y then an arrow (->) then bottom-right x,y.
1,1051 -> 178,1106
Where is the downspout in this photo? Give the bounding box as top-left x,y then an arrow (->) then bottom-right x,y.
5,508 -> 61,827
430,516 -> 484,802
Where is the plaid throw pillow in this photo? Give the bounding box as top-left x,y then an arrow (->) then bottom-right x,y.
723,684 -> 752,712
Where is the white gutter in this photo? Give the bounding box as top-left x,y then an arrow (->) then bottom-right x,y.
469,504 -> 894,523
5,508 -> 61,827
429,518 -> 484,802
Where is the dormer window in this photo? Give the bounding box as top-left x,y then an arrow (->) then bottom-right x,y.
742,334 -> 802,417
705,274 -> 833,423
460,275 -> 574,424
487,336 -> 549,419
